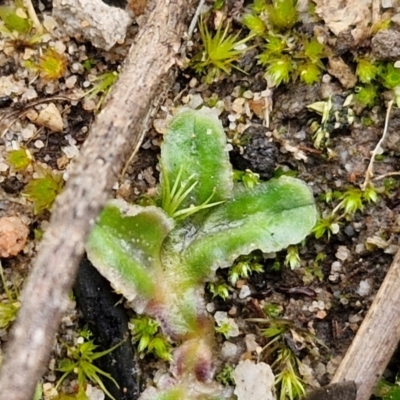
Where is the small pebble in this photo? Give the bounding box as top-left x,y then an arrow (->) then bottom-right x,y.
42,382 -> 58,398
68,43 -> 78,54
385,244 -> 400,254
228,306 -> 237,316
82,98 -> 96,111
57,155 -> 69,169
86,384 -> 105,400
356,279 -> 372,296
232,97 -> 245,114
355,243 -> 365,253
62,144 -> 80,159
239,285 -> 251,299
233,360 -> 275,400
348,313 -> 363,323
21,88 -> 38,101
331,261 -> 342,273
21,126 -> 36,140
316,310 -> 327,319
189,77 -> 197,88
0,216 -> 29,258
65,75 -> 78,89
335,246 -> 350,261
244,334 -> 260,353
340,297 -> 349,305
344,224 -> 355,237
382,0 -> 392,8
242,90 -> 253,99
44,82 -> 56,94
71,62 -> 83,72
206,302 -> 215,313
34,140 -> 45,149
35,103 -> 64,132
308,300 -> 325,312
221,341 -> 239,360
186,93 -> 203,109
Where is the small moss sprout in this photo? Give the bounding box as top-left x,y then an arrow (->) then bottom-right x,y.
6,147 -> 32,171
255,318 -> 322,400
284,245 -> 301,269
129,315 -> 172,361
84,71 -> 118,110
22,164 -> 64,214
265,0 -> 299,32
0,2 -> 32,35
233,169 -> 260,189
208,282 -> 230,300
24,47 -> 68,81
228,254 -> 264,285
356,58 -> 379,84
0,0 -> 44,49
313,184 -> 379,240
191,18 -> 254,83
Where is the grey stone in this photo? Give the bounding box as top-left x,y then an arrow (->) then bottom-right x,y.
52,0 -> 132,50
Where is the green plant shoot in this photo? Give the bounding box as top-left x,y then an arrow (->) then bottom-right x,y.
0,0 -> 44,44
191,19 -> 254,83
0,1 -> 32,35
6,147 -> 32,171
84,71 -> 118,110
129,315 -> 172,361
266,0 -> 299,32
22,164 -> 64,214
56,329 -> 123,400
86,108 -> 317,399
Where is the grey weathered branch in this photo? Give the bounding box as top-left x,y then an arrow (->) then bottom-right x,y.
0,1 -> 193,398
332,248 -> 400,400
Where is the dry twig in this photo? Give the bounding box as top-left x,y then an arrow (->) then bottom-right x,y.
332,248 -> 400,400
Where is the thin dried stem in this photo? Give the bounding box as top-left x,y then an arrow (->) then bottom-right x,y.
361,100 -> 393,191
373,171 -> 400,181
23,0 -> 43,33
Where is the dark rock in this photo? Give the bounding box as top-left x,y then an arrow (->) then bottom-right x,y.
334,31 -> 366,55
2,176 -> 25,194
230,125 -> 278,179
0,60 -> 17,76
273,83 -> 320,122
371,30 -> 400,60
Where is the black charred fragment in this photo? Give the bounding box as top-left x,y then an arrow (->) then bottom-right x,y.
74,256 -> 140,400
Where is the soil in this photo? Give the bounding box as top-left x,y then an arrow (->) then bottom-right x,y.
1,0 -> 400,399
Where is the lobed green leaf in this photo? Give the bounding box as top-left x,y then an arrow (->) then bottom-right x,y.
160,109 -> 233,215
86,200 -> 174,302
182,177 -> 317,282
